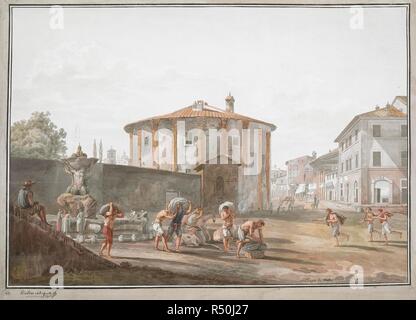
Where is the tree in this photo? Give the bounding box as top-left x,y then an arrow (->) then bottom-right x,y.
11,111 -> 67,160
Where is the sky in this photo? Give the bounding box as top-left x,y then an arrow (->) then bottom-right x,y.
11,6 -> 408,168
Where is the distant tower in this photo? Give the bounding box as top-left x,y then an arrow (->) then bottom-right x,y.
107,146 -> 117,165
99,139 -> 103,163
225,92 -> 235,113
93,139 -> 97,158
119,150 -> 129,165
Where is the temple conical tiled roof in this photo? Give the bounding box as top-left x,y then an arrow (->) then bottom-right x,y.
124,101 -> 276,132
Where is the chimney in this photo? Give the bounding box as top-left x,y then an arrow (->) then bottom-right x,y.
225,93 -> 235,113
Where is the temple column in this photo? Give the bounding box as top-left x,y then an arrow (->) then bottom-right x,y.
137,129 -> 142,167
219,119 -> 228,163
129,132 -> 133,165
172,120 -> 178,171
151,120 -> 160,169
266,130 -> 271,209
257,129 -> 263,210
241,120 -> 250,166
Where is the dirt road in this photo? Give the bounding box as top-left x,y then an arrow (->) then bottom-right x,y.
77,208 -> 408,286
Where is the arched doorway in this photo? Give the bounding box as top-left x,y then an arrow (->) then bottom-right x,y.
372,178 -> 392,204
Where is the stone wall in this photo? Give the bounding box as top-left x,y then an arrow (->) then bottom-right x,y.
9,157 -> 201,214
101,163 -> 201,211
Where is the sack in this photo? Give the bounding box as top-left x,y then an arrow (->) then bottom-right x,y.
167,197 -> 190,212
99,203 -> 122,216
218,201 -> 234,214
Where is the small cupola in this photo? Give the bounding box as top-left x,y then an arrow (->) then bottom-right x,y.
193,100 -> 205,111
225,93 -> 235,113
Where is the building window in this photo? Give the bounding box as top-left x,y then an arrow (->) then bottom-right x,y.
374,180 -> 391,204
401,179 -> 408,204
346,183 -> 350,202
355,154 -> 359,168
373,152 -> 381,167
355,129 -> 359,141
401,151 -> 408,167
354,181 -> 358,203
345,158 -> 352,171
373,125 -> 381,137
401,125 -> 407,137
349,136 -> 352,146
144,136 -> 149,146
341,163 -> 344,173
340,183 -> 343,199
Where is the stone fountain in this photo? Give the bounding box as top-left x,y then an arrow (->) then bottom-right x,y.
57,145 -> 98,218
55,145 -> 154,243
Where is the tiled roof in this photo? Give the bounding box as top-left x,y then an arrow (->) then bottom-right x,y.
334,105 -> 406,142
358,105 -> 406,118
124,103 -> 276,132
309,149 -> 339,168
393,96 -> 407,105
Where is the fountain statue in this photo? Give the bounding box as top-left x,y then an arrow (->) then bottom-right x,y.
57,145 -> 98,218
62,145 -> 97,195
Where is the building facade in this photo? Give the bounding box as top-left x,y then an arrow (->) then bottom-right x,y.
270,168 -> 288,201
285,152 -> 316,198
124,95 -> 276,212
334,98 -> 407,210
309,149 -> 339,201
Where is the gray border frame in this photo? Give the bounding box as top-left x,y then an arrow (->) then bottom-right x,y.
0,0 -> 414,299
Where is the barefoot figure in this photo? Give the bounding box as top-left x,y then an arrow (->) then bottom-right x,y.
220,204 -> 235,252
325,208 -> 349,247
361,207 -> 380,242
167,201 -> 192,252
377,208 -> 402,245
236,220 -> 265,258
99,202 -> 124,258
153,207 -> 177,252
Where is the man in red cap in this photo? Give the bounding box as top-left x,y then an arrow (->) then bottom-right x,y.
17,180 -> 50,225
